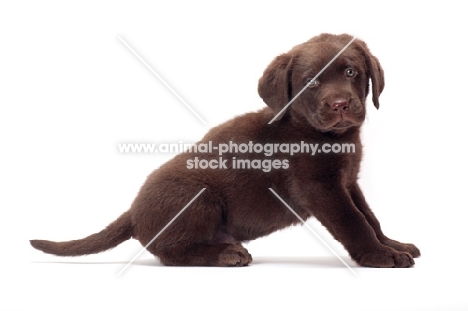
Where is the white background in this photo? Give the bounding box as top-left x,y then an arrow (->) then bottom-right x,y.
1,1 -> 467,310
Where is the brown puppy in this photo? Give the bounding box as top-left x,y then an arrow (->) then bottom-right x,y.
31,34 -> 420,268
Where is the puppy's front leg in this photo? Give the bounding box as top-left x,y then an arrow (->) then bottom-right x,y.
349,183 -> 420,258
308,184 -> 414,268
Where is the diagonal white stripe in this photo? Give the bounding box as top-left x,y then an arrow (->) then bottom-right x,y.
268,36 -> 357,124
118,36 -> 207,125
117,188 -> 206,276
268,188 -> 357,275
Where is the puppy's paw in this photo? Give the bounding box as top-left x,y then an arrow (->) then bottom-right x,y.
383,239 -> 421,258
355,248 -> 414,268
217,244 -> 252,267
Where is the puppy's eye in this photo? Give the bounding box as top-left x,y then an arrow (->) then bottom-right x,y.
345,69 -> 356,77
306,78 -> 319,88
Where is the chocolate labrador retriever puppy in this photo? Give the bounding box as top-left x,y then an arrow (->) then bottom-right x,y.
31,33 -> 420,268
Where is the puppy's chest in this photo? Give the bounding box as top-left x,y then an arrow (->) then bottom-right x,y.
288,150 -> 360,184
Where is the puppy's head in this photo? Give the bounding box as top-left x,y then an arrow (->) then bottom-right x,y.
258,34 -> 384,134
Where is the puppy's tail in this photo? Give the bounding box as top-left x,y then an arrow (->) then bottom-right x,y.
30,211 -> 133,256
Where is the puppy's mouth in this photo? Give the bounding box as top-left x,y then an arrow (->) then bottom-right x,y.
323,114 -> 360,131
331,119 -> 354,129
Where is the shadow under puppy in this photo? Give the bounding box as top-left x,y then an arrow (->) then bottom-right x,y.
31,33 -> 420,268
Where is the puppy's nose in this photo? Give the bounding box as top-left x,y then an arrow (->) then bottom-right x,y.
331,99 -> 349,114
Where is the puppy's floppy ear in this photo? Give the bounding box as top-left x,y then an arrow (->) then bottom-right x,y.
356,41 -> 385,109
258,52 -> 296,121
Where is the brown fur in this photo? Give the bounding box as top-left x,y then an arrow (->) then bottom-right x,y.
30,34 -> 420,267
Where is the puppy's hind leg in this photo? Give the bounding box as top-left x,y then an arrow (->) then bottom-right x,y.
157,242 -> 252,267
140,189 -> 251,267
